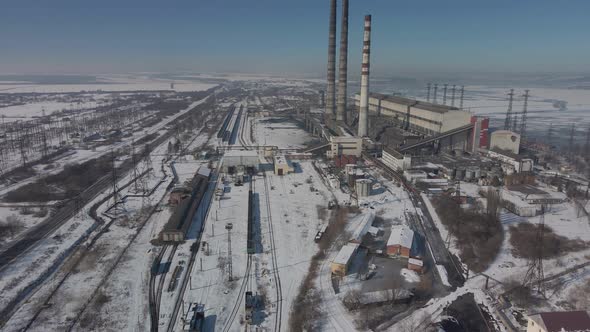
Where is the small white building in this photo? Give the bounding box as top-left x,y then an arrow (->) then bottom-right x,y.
331,242 -> 360,276
403,170 -> 428,184
274,154 -> 294,176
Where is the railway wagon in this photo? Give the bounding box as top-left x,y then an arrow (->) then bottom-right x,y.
246,186 -> 255,254
159,166 -> 212,243
217,106 -> 235,138
245,291 -> 255,324
189,303 -> 205,331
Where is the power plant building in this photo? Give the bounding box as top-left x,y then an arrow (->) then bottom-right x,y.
355,93 -> 472,136
327,136 -> 363,158
490,130 -> 520,154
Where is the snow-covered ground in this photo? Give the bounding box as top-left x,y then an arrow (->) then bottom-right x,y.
0,75 -> 217,93
0,100 -> 111,120
252,117 -> 312,149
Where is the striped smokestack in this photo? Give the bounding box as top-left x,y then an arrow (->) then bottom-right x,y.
326,0 -> 337,118
358,14 -> 371,137
336,0 -> 349,122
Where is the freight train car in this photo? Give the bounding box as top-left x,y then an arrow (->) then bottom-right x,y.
246,182 -> 255,254
217,105 -> 235,139
159,166 -> 212,242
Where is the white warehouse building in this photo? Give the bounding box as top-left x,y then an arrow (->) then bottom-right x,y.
221,150 -> 260,172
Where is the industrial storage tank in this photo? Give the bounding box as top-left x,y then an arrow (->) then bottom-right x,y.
356,179 -> 371,197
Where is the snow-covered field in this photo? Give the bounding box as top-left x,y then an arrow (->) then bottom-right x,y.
0,100 -> 109,120
0,74 -> 217,93
463,86 -> 590,138
253,118 -> 312,149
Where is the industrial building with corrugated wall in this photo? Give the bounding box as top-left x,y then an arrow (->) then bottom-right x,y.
490,130 -> 520,154
354,92 -> 472,136
331,242 -> 359,276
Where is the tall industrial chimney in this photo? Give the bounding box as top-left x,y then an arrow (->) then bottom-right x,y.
326,0 -> 337,118
358,15 -> 372,137
336,0 -> 349,122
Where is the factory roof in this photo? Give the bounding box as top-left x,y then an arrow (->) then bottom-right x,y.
369,92 -> 460,114
224,149 -> 259,157
387,225 -> 414,248
333,243 -> 360,266
408,258 -> 424,267
274,154 -> 290,165
197,166 -> 211,178
350,212 -> 375,242
528,311 -> 590,332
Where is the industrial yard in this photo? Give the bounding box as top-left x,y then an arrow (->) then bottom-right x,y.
1,1 -> 590,332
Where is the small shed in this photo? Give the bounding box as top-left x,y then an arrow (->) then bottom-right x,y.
387,225 -> 414,258
408,258 -> 424,273
331,243 -> 359,276
274,155 -> 294,176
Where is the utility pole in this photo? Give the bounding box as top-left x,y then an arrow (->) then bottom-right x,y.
225,223 -> 233,282
523,205 -> 546,298
442,84 -> 448,105
433,84 -> 438,104
569,123 -> 576,155
426,83 -> 432,102
451,84 -> 456,107
520,90 -> 530,142
504,89 -> 515,131
459,86 -> 465,109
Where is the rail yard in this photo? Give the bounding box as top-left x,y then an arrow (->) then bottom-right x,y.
2,1 -> 590,331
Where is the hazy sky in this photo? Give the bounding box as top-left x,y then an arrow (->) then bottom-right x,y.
1,0 -> 589,76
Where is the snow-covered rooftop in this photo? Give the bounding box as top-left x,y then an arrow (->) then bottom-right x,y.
350,212 -> 375,242
333,243 -> 359,266
197,166 -> 211,178
387,225 -> 414,248
223,149 -> 259,157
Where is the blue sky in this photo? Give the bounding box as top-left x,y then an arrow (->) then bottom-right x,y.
1,0 -> 589,75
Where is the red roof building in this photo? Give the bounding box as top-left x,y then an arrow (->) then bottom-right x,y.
527,311 -> 590,332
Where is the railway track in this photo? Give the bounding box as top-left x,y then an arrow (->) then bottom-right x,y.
222,255 -> 253,332
149,244 -> 178,332
262,172 -> 283,332
9,103 -> 218,331
0,96 -> 214,274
